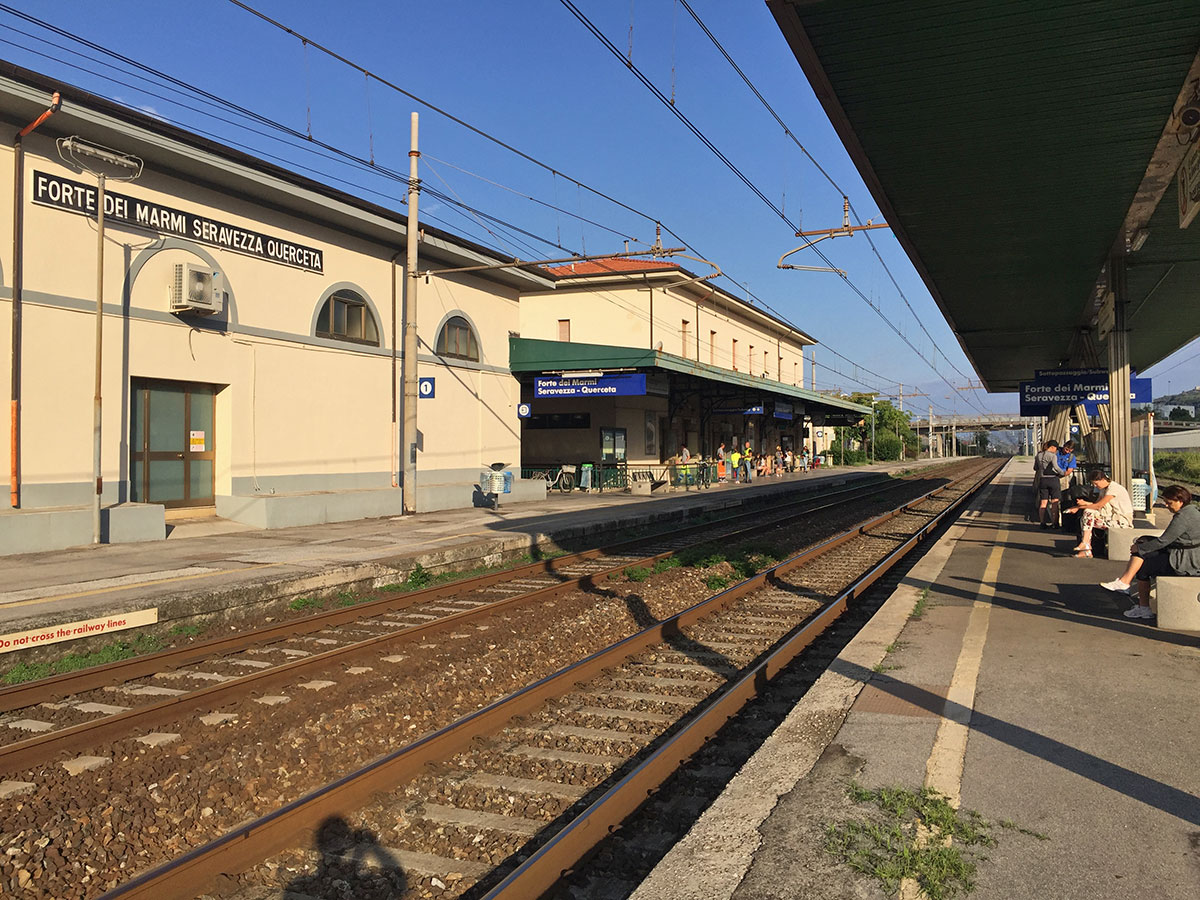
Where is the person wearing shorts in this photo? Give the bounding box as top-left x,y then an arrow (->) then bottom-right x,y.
1033,440 -> 1065,528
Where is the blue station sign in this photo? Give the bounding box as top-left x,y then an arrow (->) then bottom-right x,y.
774,401 -> 793,420
534,373 -> 647,398
1019,373 -> 1151,416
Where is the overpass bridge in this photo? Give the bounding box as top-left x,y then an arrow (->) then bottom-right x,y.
909,414 -> 1039,431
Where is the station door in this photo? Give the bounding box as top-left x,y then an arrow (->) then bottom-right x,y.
130,378 -> 217,508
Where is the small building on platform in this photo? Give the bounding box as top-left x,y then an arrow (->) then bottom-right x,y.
515,259 -> 868,469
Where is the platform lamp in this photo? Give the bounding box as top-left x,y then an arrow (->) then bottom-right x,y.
56,136 -> 143,544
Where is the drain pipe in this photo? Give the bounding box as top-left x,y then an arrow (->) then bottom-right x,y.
10,91 -> 61,508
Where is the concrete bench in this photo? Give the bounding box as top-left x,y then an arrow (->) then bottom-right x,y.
1102,525 -> 1137,562
630,470 -> 668,496
1150,577 -> 1200,631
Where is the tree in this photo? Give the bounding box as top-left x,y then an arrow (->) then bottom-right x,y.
836,394 -> 919,461
1168,406 -> 1193,421
974,431 -> 991,455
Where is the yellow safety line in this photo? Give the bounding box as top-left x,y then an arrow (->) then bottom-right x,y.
899,475 -> 1016,900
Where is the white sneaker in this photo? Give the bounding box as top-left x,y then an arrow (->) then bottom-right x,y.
1122,605 -> 1154,619
1099,579 -> 1133,593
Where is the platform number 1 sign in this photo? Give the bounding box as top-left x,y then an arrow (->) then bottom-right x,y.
418,377 -> 435,399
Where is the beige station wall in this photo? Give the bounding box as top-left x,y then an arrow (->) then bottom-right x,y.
0,130 -> 522,509
520,279 -> 807,386
416,272 -> 521,480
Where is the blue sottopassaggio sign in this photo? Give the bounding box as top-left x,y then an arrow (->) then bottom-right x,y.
534,373 -> 647,398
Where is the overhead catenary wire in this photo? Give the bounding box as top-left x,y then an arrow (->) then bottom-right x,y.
558,0 -> 983,415
675,0 -> 977,389
0,4 -> 941,413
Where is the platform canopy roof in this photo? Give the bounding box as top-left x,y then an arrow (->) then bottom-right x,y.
768,1 -> 1200,391
509,337 -> 870,418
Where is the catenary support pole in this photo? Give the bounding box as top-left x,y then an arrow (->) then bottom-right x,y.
1108,256 -> 1132,491
402,113 -> 420,514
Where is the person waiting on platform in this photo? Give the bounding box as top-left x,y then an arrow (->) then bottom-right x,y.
784,448 -> 794,472
717,442 -> 727,482
1034,440 -> 1065,528
1057,440 -> 1078,512
729,445 -> 741,483
1070,469 -> 1133,558
800,446 -> 810,472
742,441 -> 753,483
1100,485 -> 1200,619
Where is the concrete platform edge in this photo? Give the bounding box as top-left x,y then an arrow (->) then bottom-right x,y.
0,469 -> 884,653
627,462 -> 1007,900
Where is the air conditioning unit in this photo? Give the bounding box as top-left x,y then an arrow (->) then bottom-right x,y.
170,263 -> 223,315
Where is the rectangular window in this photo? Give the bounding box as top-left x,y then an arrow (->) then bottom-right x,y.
558,319 -> 571,342
764,350 -> 769,378
794,361 -> 798,385
600,427 -> 627,462
681,320 -> 690,358
526,412 -> 590,429
710,330 -> 717,365
731,338 -> 738,371
749,345 -> 755,376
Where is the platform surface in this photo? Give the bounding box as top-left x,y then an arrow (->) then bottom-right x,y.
0,457 -> 949,634
634,457 -> 1200,900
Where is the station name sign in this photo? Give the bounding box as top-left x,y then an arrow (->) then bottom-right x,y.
33,171 -> 324,272
534,373 -> 647,398
1019,371 -> 1151,416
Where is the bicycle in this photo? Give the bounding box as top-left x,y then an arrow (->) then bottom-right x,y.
532,463 -> 576,493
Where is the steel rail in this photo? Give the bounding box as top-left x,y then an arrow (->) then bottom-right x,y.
481,458 -> 1003,899
0,472 -> 905,713
93,460 -> 1001,900
0,473 -> 921,771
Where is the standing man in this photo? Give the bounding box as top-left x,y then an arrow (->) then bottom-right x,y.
729,444 -> 741,484
717,441 -> 727,482
742,440 -> 754,483
1034,440 -> 1065,528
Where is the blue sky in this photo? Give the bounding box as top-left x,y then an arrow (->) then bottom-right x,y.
5,0 -> 1198,413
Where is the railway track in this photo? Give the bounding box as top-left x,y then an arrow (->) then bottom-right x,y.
70,457 -> 1003,900
0,471 -> 931,774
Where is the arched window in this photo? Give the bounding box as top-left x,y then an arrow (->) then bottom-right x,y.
316,289 -> 380,345
436,315 -> 480,361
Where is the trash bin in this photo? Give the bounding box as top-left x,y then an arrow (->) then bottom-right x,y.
579,462 -> 594,491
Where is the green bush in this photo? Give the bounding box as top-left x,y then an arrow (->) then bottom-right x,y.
873,431 -> 905,461
405,563 -> 432,589
1155,451 -> 1200,485
625,566 -> 652,582
705,574 -> 731,591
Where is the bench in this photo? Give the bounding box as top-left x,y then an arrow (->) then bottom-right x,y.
630,469 -> 668,496
1150,577 -> 1200,631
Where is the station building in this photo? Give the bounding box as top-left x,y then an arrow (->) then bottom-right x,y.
515,259 -> 866,467
0,63 -> 552,553
0,62 -> 867,555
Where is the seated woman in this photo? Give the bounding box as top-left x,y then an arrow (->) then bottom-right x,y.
1069,469 -> 1133,558
1100,485 -> 1200,619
